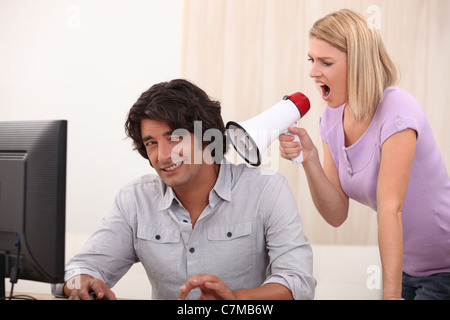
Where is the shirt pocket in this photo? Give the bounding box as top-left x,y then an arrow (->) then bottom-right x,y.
136,224 -> 183,281
205,222 -> 255,280
207,222 -> 252,241
137,223 -> 181,244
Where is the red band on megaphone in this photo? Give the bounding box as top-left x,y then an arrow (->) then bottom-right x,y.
285,92 -> 310,117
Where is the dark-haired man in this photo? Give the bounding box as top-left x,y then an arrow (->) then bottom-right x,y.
53,79 -> 315,300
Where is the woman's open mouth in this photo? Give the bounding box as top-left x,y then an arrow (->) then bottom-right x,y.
321,84 -> 331,100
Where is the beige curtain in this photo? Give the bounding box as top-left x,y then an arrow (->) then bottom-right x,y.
181,0 -> 450,245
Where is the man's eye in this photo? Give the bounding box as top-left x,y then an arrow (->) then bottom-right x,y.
145,141 -> 156,147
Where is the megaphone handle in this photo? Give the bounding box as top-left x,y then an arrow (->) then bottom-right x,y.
289,134 -> 304,164
284,124 -> 303,164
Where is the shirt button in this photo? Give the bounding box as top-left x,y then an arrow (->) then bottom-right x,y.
189,247 -> 195,253
396,119 -> 404,125
227,232 -> 232,238
155,235 -> 161,240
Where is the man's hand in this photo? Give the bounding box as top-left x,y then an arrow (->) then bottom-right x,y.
64,274 -> 116,300
178,274 -> 236,300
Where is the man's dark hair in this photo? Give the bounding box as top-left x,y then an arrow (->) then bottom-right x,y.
125,79 -> 228,160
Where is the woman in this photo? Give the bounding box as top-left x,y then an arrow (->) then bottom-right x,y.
280,9 -> 450,300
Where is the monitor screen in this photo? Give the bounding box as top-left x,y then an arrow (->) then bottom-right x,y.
0,120 -> 67,298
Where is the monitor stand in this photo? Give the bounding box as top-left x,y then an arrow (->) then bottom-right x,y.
0,252 -> 5,299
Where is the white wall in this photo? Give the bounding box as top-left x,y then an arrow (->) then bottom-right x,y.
0,0 -> 184,237
182,0 -> 450,245
1,1 -> 183,297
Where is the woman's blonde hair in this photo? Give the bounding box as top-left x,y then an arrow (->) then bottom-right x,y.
310,9 -> 398,121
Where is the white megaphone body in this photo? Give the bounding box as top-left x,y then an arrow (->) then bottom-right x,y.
226,92 -> 310,166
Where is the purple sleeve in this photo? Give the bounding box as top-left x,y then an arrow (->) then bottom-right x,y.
378,88 -> 424,145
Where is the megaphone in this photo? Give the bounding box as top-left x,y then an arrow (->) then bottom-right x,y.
226,92 -> 310,166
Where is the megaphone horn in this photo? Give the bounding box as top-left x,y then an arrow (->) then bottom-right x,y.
226,92 -> 310,166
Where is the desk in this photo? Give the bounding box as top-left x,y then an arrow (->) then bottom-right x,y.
9,292 -> 66,300
10,292 -> 132,300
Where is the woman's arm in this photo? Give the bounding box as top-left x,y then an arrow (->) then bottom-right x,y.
377,128 -> 416,299
280,127 -> 349,227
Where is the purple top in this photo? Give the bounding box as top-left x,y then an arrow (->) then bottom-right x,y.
320,87 -> 450,277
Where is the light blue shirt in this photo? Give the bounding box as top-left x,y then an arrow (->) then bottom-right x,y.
53,162 -> 315,299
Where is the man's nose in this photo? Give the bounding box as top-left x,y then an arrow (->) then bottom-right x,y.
157,140 -> 173,163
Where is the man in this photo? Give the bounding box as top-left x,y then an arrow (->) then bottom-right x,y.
53,79 -> 315,300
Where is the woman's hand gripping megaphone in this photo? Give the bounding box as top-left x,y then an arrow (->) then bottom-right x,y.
282,125 -> 304,163
279,127 -> 313,164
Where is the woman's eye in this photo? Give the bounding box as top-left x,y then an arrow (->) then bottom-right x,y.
307,58 -> 314,63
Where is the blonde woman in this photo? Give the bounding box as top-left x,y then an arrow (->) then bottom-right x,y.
280,9 -> 450,300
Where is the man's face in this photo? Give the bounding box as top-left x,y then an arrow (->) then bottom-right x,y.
140,119 -> 208,190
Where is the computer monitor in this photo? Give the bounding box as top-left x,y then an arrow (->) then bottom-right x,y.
0,120 -> 67,299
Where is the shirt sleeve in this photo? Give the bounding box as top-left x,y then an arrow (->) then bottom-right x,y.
380,115 -> 420,146
52,188 -> 139,297
379,88 -> 423,145
261,175 -> 316,300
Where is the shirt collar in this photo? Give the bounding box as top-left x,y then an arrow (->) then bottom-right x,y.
159,159 -> 232,211
159,181 -> 176,211
210,159 -> 232,204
